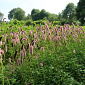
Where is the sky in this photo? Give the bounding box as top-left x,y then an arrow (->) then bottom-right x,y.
0,0 -> 79,21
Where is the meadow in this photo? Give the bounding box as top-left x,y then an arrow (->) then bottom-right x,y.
0,21 -> 85,85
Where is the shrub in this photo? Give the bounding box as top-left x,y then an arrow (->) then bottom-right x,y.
53,21 -> 60,25
25,20 -> 33,26
34,20 -> 45,25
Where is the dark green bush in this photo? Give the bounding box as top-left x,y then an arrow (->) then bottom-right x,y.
25,20 -> 33,26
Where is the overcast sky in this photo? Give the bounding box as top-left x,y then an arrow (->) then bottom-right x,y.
0,0 -> 79,21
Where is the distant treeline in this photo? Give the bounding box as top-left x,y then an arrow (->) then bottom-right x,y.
0,0 -> 85,25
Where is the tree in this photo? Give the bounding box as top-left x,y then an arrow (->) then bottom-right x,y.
0,12 -> 4,21
48,14 -> 58,22
31,9 -> 40,21
76,0 -> 85,24
24,14 -> 32,20
40,9 -> 46,19
8,7 -> 25,21
63,3 -> 76,21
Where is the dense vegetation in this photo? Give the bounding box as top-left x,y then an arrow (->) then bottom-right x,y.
0,20 -> 85,85
0,0 -> 85,85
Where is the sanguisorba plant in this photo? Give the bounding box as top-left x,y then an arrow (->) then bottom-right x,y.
0,21 -> 85,85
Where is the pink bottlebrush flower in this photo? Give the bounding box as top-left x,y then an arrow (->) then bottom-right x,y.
5,45 -> 7,52
41,47 -> 44,52
79,39 -> 81,43
24,30 -> 27,35
75,34 -> 78,38
14,33 -> 17,40
48,31 -> 51,35
40,63 -> 43,66
47,20 -> 49,24
45,24 -> 49,31
58,36 -> 60,40
73,38 -> 76,42
28,43 -> 30,49
16,39 -> 19,43
0,41 -> 2,46
12,39 -> 16,45
35,55 -> 38,59
25,35 -> 28,40
19,32 -> 21,36
37,28 -> 39,32
54,27 -> 57,32
52,36 -> 56,42
22,38 -> 27,40
29,45 -> 33,55
48,35 -> 51,41
72,34 -> 75,37
64,36 -> 66,40
0,48 -> 4,62
4,36 -> 6,42
81,26 -> 84,30
63,32 -> 66,37
17,59 -> 21,66
32,30 -> 34,33
79,28 -> 81,33
20,51 -> 24,64
43,34 -> 46,40
74,27 -> 78,31
60,26 -> 63,32
18,27 -> 19,31
55,41 -> 57,47
73,50 -> 75,53
41,30 -> 44,34
29,30 -> 32,35
9,58 -> 11,63
10,33 -> 13,36
22,46 -> 26,56
33,34 -> 36,39
40,25 -> 43,30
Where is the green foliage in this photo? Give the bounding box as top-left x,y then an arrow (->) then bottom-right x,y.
0,21 -> 85,85
40,9 -> 47,19
53,21 -> 60,25
30,8 -> 58,21
8,7 -> 25,21
34,20 -> 45,25
76,0 -> 85,25
48,14 -> 58,22
63,3 -> 76,21
25,20 -> 33,26
23,14 -> 32,20
31,9 -> 40,21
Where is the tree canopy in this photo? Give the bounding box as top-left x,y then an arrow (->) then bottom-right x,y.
63,3 -> 76,21
76,0 -> 85,24
8,7 -> 25,21
31,9 -> 40,21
